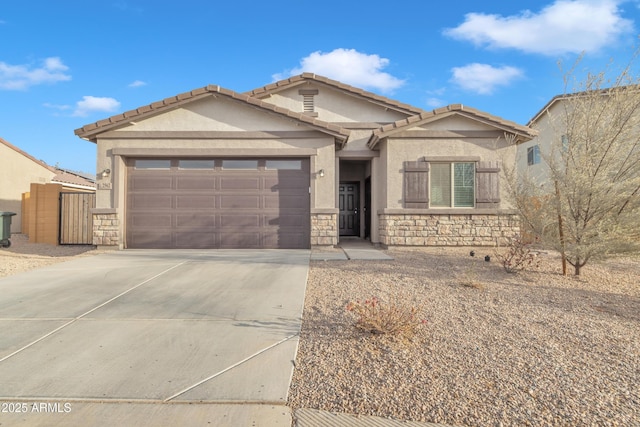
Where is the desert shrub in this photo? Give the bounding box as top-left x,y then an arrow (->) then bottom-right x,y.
345,297 -> 426,338
495,235 -> 540,273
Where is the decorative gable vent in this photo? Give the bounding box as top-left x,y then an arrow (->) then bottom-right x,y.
299,89 -> 319,116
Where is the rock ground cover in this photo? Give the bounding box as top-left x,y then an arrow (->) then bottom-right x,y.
0,234 -> 102,278
289,246 -> 640,427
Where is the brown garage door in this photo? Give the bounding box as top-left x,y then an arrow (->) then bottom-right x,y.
126,158 -> 310,249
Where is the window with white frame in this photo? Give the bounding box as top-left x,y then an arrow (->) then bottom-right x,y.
430,162 -> 475,208
527,145 -> 541,166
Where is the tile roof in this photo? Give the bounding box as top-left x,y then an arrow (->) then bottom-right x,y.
527,85 -> 640,125
74,85 -> 351,143
367,104 -> 538,148
52,169 -> 96,189
246,73 -> 426,116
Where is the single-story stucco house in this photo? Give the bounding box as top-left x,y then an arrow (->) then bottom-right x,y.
74,73 -> 536,249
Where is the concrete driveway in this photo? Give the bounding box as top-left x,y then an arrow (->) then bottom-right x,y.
0,249 -> 309,426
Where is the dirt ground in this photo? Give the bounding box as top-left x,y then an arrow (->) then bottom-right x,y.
0,234 -> 105,278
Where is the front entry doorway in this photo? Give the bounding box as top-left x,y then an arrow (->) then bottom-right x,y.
339,182 -> 359,236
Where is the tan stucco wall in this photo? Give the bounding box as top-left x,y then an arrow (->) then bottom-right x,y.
383,126 -> 516,210
0,143 -> 55,233
264,85 -> 409,123
120,97 -> 305,132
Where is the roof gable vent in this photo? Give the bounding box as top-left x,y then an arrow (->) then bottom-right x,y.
299,89 -> 319,117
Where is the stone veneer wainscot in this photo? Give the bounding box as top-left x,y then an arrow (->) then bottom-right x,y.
379,213 -> 520,246
311,211 -> 338,246
93,212 -> 120,246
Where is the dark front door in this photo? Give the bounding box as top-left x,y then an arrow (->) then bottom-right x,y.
339,182 -> 359,236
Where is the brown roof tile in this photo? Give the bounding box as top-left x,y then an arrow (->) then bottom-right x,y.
245,73 -> 426,115
52,169 -> 96,189
74,85 -> 350,143
367,104 -> 537,148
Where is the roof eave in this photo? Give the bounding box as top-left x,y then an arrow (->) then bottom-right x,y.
247,73 -> 425,116
74,85 -> 351,143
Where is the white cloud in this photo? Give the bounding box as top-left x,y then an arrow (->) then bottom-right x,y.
444,0 -> 633,55
73,96 -> 120,117
426,97 -> 447,108
451,63 -> 524,95
128,80 -> 147,88
273,48 -> 405,93
0,56 -> 71,90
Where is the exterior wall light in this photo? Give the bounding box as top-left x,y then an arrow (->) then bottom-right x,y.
318,169 -> 325,177
101,169 -> 111,178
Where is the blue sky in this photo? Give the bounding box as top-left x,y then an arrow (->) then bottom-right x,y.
2,0 -> 640,174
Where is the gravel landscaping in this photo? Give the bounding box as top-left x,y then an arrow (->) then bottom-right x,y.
0,234 -> 102,278
289,246 -> 640,427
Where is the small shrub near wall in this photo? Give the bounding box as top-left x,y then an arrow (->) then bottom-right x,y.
494,235 -> 540,273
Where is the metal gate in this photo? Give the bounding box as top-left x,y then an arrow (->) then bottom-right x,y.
59,192 -> 96,245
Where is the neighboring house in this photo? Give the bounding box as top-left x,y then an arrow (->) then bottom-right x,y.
517,93 -> 568,186
74,73 -> 536,249
0,137 -> 96,234
517,86 -> 640,186
1,137 -> 57,233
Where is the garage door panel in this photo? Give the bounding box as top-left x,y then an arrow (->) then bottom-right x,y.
127,158 -> 310,249
175,232 -> 217,248
219,215 -> 260,227
129,232 -> 173,249
263,232 -> 307,249
266,195 -> 308,210
219,195 -> 260,209
266,176 -> 308,190
176,195 -> 216,209
219,177 -> 260,191
219,232 -> 260,249
131,214 -> 172,228
129,176 -> 173,191
265,214 -> 306,227
176,176 -> 217,190
176,214 -> 216,228
130,195 -> 173,209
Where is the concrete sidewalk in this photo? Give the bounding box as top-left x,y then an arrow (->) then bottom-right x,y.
311,238 -> 393,261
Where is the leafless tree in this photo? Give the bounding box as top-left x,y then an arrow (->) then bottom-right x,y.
508,57 -> 640,275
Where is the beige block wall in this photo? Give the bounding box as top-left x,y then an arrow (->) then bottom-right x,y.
0,143 -> 55,233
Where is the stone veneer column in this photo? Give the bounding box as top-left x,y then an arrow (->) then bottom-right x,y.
92,213 -> 120,246
311,212 -> 338,246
